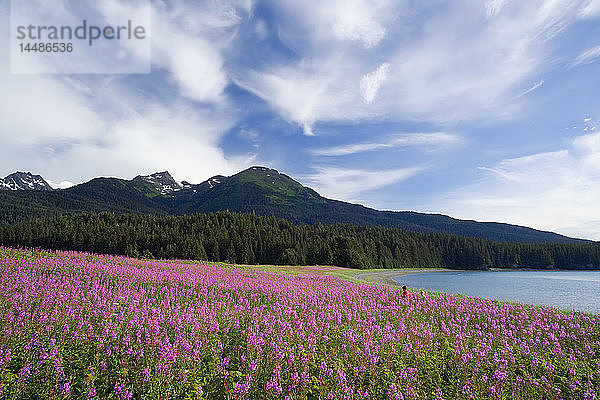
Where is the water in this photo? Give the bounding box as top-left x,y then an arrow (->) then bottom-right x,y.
392,270 -> 600,314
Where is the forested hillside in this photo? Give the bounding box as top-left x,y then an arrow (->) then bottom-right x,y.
0,167 -> 588,244
1,212 -> 597,269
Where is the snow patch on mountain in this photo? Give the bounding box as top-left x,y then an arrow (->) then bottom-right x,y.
207,177 -> 223,189
195,175 -> 227,190
0,172 -> 54,191
133,171 -> 183,195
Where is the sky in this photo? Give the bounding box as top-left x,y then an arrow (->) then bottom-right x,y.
1,0 -> 600,240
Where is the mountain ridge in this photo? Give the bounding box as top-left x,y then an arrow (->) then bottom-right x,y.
0,166 -> 591,244
0,171 -> 53,191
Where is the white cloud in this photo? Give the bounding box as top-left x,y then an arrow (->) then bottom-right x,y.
0,74 -> 106,145
270,0 -> 397,48
62,104 -> 252,183
302,166 -> 424,202
570,45 -> 600,68
97,0 -> 237,104
302,123 -> 315,137
158,37 -> 227,103
331,4 -> 387,48
46,180 -> 76,190
313,132 -> 459,156
360,62 -> 390,104
236,56 -> 363,135
0,94 -> 253,185
438,131 -> 600,240
238,70 -> 322,135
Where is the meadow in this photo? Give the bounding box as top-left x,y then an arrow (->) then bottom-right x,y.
0,247 -> 598,399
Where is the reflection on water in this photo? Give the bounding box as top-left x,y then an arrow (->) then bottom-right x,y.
501,273 -> 600,282
393,270 -> 600,314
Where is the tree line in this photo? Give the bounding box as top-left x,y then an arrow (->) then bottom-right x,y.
0,212 -> 598,269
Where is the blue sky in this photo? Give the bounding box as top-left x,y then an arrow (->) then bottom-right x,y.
1,0 -> 600,240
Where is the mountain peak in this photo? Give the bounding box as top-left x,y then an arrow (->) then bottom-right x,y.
133,171 -> 182,195
0,171 -> 53,191
237,166 -> 293,181
206,175 -> 226,188
245,166 -> 279,174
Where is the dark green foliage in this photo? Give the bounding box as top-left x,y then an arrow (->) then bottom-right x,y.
1,212 -> 598,270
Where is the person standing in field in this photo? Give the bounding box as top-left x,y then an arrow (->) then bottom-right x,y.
402,285 -> 409,298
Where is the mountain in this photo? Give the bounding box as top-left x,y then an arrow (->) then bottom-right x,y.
167,167 -> 327,222
0,166 -> 590,244
133,171 -> 182,195
0,172 -> 53,191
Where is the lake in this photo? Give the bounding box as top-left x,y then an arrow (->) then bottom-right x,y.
393,270 -> 600,314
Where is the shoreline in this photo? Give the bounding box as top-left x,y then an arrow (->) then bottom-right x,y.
352,268 -> 454,286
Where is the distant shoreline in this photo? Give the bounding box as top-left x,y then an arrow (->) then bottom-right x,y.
353,268 -> 453,286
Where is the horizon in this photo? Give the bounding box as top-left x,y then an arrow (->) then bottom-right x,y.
2,1 -> 600,240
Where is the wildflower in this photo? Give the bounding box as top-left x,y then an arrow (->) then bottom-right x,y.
61,382 -> 71,396
87,386 -> 97,400
249,360 -> 258,372
19,365 -> 31,380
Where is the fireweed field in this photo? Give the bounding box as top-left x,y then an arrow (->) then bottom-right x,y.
0,248 -> 599,399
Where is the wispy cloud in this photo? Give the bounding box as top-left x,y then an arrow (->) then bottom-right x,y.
570,45 -> 600,68
236,56 -> 361,136
360,63 -> 390,104
302,166 -> 424,201
578,0 -> 600,18
513,80 -> 545,99
312,132 -> 459,156
438,128 -> 600,240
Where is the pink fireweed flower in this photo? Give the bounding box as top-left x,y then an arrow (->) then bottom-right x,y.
87,386 -> 97,400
